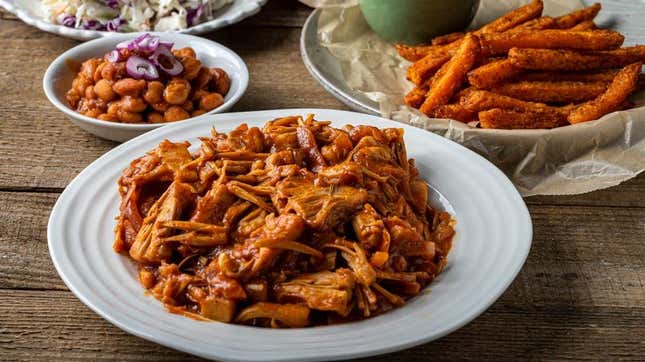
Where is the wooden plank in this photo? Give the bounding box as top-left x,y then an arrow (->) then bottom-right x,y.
0,21 -> 347,190
0,289 -> 643,361
2,191 -> 644,310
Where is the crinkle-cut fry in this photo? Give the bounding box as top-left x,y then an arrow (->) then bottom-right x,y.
431,31 -> 465,45
460,90 -> 566,114
481,30 -> 624,55
489,80 -> 607,103
478,0 -> 544,34
404,86 -> 428,108
479,108 -> 569,129
554,3 -> 601,29
519,69 -> 620,83
505,16 -> 556,33
467,58 -> 523,89
568,62 -> 641,124
508,46 -> 645,71
569,20 -> 597,31
419,34 -> 480,115
407,52 -> 453,85
431,104 -> 476,123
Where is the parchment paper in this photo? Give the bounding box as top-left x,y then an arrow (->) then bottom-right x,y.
307,0 -> 645,196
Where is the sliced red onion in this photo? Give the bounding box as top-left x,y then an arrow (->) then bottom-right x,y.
160,41 -> 174,50
106,49 -> 122,63
126,55 -> 159,80
149,46 -> 183,76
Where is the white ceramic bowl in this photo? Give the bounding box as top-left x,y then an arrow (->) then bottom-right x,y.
43,32 -> 249,142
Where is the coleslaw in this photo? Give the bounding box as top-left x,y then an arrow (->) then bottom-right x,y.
42,0 -> 234,31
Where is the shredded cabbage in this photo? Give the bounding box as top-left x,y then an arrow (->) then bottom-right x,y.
42,0 -> 234,31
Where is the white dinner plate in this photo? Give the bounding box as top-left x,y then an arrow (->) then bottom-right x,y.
0,0 -> 266,41
48,108 -> 532,361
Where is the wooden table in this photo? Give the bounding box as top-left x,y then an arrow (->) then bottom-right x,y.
1,2 -> 644,361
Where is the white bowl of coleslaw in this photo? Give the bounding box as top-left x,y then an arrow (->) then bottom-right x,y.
43,32 -> 249,142
0,0 -> 267,40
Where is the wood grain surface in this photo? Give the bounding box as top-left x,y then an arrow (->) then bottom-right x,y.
1,2 -> 644,361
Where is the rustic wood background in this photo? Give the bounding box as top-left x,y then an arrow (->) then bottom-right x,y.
1,2 -> 644,361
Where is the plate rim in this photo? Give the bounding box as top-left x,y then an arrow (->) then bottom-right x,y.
47,108 -> 532,361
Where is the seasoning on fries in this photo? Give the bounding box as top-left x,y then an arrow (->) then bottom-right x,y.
396,0 -> 644,130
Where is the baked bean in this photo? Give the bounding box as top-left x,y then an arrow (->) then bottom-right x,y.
84,85 -> 97,100
78,98 -> 107,114
73,75 -> 92,95
151,101 -> 170,112
147,112 -> 165,123
107,101 -> 121,116
178,56 -> 202,80
83,109 -> 103,118
199,93 -> 224,111
191,109 -> 207,117
94,62 -> 106,82
164,106 -> 190,122
210,68 -> 230,96
98,113 -> 118,122
144,81 -> 164,104
94,79 -> 117,102
80,58 -> 101,79
163,79 -> 191,105
181,100 -> 194,112
113,78 -> 146,96
117,109 -> 143,123
173,47 -> 196,58
101,62 -> 126,81
121,96 -> 147,113
66,89 -> 81,108
192,89 -> 209,102
192,67 -> 212,89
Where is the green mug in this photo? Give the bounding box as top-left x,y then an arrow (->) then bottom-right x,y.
359,0 -> 480,45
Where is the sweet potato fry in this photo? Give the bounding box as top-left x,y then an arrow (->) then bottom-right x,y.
508,46 -> 645,71
461,90 -> 562,113
520,70 -> 619,83
396,40 -> 461,62
479,108 -> 569,129
407,52 -> 453,85
419,34 -> 480,115
396,0 -> 542,61
505,16 -> 556,33
431,104 -> 476,123
404,86 -> 428,108
554,3 -> 601,29
489,81 -> 607,103
569,20 -> 597,31
482,29 -> 624,55
432,32 -> 465,45
478,0 -> 544,34
467,58 -> 523,89
568,62 -> 641,124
